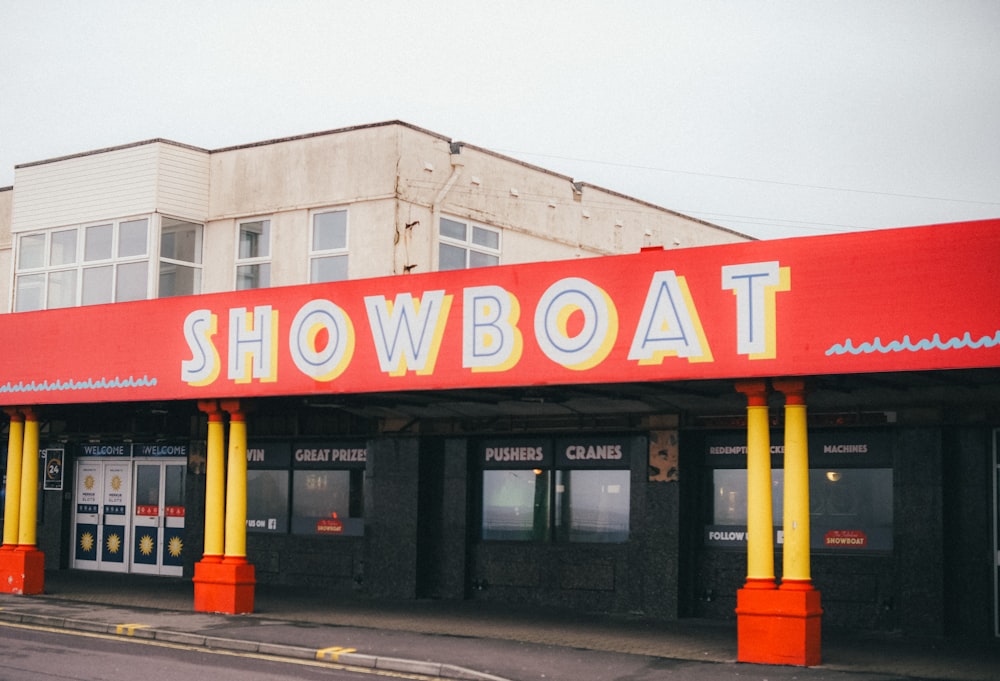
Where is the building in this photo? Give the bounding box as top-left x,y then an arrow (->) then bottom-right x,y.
0,121 -> 998,665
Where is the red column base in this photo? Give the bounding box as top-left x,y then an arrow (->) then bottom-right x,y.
0,547 -> 45,595
736,585 -> 822,666
192,559 -> 256,614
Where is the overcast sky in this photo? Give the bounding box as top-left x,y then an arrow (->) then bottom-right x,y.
1,1 -> 997,240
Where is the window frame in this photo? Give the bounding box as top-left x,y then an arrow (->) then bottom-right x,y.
478,436 -> 633,544
245,439 -> 367,538
701,429 -> 894,553
235,217 -> 272,290
438,216 -> 501,271
157,217 -> 204,299
309,209 -> 349,283
13,215 -> 165,311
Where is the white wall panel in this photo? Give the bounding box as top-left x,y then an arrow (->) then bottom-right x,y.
11,141 -> 209,233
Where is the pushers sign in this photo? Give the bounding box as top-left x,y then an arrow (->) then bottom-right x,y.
1,220 -> 998,405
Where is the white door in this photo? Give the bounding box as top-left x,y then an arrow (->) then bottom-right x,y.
72,459 -> 131,573
131,460 -> 186,576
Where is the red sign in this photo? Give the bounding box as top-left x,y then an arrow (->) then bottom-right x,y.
0,220 -> 997,407
165,506 -> 185,517
316,518 -> 344,534
824,530 -> 868,548
135,505 -> 159,516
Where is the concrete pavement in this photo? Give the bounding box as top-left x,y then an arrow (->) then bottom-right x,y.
0,571 -> 996,681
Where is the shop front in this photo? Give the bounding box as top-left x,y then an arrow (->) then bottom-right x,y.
1,220 -> 998,664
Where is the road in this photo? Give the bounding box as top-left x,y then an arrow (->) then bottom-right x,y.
0,623 -> 424,681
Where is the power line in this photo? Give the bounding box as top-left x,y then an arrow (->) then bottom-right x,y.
496,148 -> 1000,207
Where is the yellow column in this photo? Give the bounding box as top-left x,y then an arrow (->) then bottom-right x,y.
735,381 -> 775,588
199,400 -> 226,561
222,402 -> 247,561
774,379 -> 812,586
2,410 -> 24,548
17,409 -> 39,547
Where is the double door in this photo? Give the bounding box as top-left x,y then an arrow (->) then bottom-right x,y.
72,458 -> 185,576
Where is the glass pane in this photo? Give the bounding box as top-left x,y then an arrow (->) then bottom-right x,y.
310,255 -> 348,283
237,263 -> 269,290
440,217 -> 466,241
482,469 -> 550,541
711,469 -> 785,525
164,465 -> 185,508
247,470 -> 289,533
472,226 -> 499,249
555,469 -> 630,543
313,211 -> 347,251
439,243 -> 466,271
82,266 -> 113,306
469,251 -> 499,268
18,234 -> 46,270
239,220 -> 270,259
47,270 -> 77,309
14,273 -> 45,312
159,263 -> 200,298
810,468 -> 893,551
135,465 -> 161,507
119,219 -> 148,257
84,224 -> 113,261
50,229 -> 78,266
161,219 -> 203,264
115,261 -> 148,302
290,469 -> 364,536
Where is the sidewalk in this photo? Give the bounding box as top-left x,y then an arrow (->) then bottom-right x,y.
0,571 -> 996,681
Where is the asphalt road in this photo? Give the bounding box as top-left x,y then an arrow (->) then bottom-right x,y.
0,624 -> 416,681
0,619 -> 930,681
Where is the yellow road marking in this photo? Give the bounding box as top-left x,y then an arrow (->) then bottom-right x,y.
115,623 -> 150,636
0,621 -> 435,679
316,645 -> 357,661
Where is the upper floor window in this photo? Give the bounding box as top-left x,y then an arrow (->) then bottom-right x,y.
159,218 -> 204,298
13,215 -> 202,312
310,210 -> 348,283
439,217 -> 500,271
236,219 -> 271,290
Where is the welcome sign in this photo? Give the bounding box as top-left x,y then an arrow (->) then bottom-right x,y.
0,220 -> 997,406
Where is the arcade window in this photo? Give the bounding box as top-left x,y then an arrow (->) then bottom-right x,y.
310,209 -> 349,283
236,218 -> 271,290
14,216 -> 203,311
245,440 -> 366,537
439,217 -> 500,271
702,430 -> 894,552
479,437 -> 632,544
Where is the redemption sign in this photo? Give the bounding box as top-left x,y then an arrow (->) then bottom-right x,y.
0,220 -> 998,406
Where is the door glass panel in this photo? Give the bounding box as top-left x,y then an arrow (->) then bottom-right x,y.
164,465 -> 185,511
135,464 -> 161,514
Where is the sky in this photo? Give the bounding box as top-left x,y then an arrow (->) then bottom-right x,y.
1,1 -> 998,241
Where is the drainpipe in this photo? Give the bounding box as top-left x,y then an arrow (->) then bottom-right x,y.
429,143 -> 465,271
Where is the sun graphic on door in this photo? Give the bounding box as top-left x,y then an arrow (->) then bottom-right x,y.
79,531 -> 95,553
84,475 -> 95,490
110,475 -> 122,491
139,534 -> 155,556
105,533 -> 122,554
167,536 -> 183,558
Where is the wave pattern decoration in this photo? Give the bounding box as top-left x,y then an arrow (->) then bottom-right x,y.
826,331 -> 1000,356
0,375 -> 158,394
